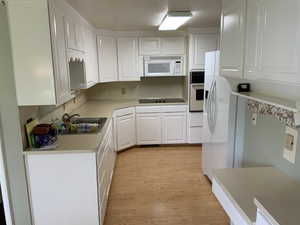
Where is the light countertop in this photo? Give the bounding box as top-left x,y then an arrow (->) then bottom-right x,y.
24,99 -> 187,155
213,167 -> 300,225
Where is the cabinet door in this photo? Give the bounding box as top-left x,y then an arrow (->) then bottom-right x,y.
139,38 -> 161,55
75,22 -> 85,52
189,34 -> 218,70
117,38 -> 140,81
162,113 -> 187,144
244,0 -> 300,84
84,26 -> 99,88
116,114 -> 136,151
220,0 -> 246,78
160,37 -> 186,55
64,17 -> 77,51
49,1 -> 72,105
97,36 -> 118,82
136,113 -> 162,145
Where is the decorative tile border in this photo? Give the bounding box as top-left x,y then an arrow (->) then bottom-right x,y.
247,99 -> 296,128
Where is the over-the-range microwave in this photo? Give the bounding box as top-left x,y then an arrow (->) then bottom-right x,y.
144,56 -> 184,77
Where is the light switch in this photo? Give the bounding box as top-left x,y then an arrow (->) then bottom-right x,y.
251,113 -> 257,125
283,126 -> 298,164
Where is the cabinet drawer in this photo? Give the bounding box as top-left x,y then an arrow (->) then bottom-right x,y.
114,107 -> 135,117
136,106 -> 161,113
189,112 -> 203,127
188,127 -> 203,144
161,105 -> 187,113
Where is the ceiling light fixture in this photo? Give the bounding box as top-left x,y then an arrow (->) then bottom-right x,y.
159,11 -> 192,31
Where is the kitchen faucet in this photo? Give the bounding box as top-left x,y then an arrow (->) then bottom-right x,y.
62,113 -> 80,123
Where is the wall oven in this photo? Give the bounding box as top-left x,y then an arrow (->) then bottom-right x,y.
144,56 -> 184,77
189,71 -> 205,112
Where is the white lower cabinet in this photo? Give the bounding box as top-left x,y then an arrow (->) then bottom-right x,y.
25,153 -> 100,225
136,105 -> 187,145
114,107 -> 136,151
136,113 -> 162,145
162,113 -> 187,144
188,112 -> 204,144
25,120 -> 116,225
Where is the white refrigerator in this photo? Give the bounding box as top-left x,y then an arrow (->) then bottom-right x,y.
202,51 -> 238,181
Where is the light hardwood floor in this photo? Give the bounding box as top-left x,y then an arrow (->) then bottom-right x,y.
104,145 -> 230,225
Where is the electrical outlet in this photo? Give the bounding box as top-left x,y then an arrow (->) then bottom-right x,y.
283,126 -> 298,164
251,113 -> 257,125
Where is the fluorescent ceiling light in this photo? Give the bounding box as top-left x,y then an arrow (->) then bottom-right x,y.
159,11 -> 192,31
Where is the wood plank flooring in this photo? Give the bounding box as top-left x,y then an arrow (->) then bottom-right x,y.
104,145 -> 230,225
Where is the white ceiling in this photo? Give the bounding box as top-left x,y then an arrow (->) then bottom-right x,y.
66,0 -> 221,31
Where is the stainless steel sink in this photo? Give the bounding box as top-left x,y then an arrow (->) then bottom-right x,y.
59,117 -> 107,135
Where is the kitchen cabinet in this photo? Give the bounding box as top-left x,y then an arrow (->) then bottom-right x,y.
219,0 -> 246,78
25,153 -> 100,225
136,113 -> 162,145
136,105 -> 187,145
189,34 -> 218,70
48,0 -> 73,105
139,37 -> 186,55
7,0 -> 73,105
97,120 -> 116,225
25,119 -> 116,225
162,112 -> 187,143
117,37 -> 140,81
139,38 -> 161,55
64,16 -> 85,52
244,0 -> 300,85
83,25 -> 99,88
97,36 -> 118,82
188,112 -> 204,144
114,108 -> 136,151
160,37 -> 186,55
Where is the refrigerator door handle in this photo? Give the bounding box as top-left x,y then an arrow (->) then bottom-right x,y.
208,80 -> 216,134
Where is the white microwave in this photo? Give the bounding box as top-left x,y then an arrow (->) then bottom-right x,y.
144,56 -> 184,77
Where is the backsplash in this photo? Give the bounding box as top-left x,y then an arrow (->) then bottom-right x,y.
87,77 -> 185,100
18,92 -> 87,149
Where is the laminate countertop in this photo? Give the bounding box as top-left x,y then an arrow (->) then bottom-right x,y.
213,167 -> 300,225
24,99 -> 188,155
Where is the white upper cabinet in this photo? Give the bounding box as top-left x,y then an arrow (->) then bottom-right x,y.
117,38 -> 140,81
139,38 -> 161,55
160,37 -> 186,55
220,0 -> 246,78
139,37 -> 186,55
7,0 -> 72,106
48,0 -> 73,105
244,0 -> 300,85
64,15 -> 85,53
83,26 -> 99,88
97,36 -> 118,82
189,34 -> 218,70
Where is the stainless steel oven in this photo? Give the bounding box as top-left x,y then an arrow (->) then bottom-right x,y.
189,71 -> 205,112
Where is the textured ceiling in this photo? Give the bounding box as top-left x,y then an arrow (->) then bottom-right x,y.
66,0 -> 221,30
